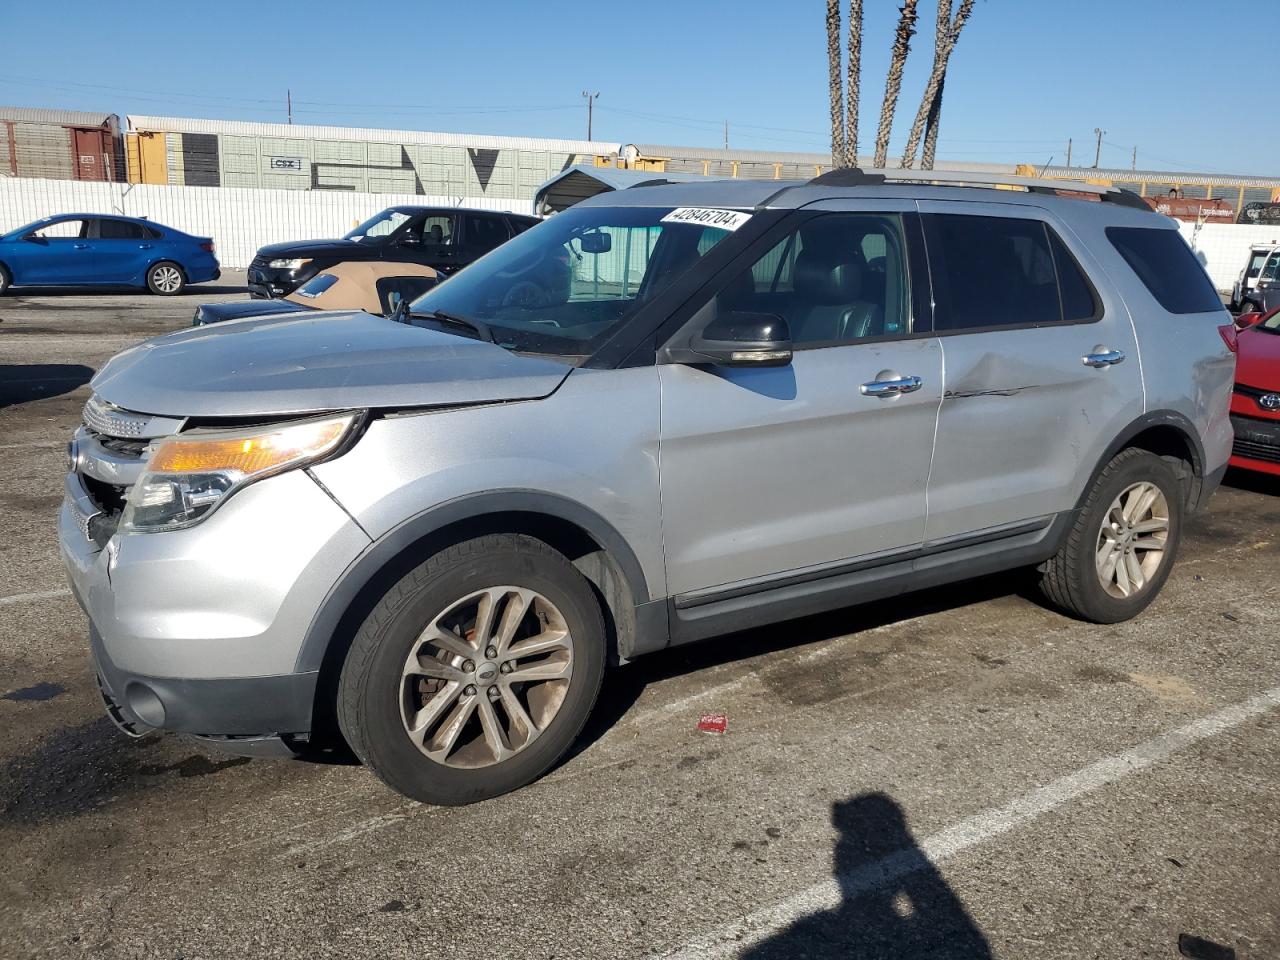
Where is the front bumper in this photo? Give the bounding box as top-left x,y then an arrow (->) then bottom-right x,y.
91,624 -> 316,756
59,467 -> 372,751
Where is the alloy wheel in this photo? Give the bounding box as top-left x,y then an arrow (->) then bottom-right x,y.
152,265 -> 182,293
1095,481 -> 1170,599
399,586 -> 574,768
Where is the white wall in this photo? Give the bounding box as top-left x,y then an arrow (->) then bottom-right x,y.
0,177 -> 536,269
1179,220 -> 1280,296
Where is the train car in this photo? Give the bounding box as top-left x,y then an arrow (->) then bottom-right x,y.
1,107 -> 121,181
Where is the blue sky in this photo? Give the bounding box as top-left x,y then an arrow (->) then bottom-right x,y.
0,0 -> 1271,176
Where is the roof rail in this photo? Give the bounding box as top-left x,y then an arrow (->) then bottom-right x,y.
807,167 -> 1151,210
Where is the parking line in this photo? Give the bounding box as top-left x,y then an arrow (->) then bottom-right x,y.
661,682 -> 1280,960
0,588 -> 72,607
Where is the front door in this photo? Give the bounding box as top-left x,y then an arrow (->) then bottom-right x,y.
659,205 -> 942,598
17,217 -> 93,284
916,201 -> 1145,543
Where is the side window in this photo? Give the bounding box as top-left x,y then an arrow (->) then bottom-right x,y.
97,219 -> 145,240
420,215 -> 455,247
467,215 -> 509,253
30,219 -> 88,239
1105,227 -> 1222,314
713,213 -> 911,347
925,214 -> 1064,330
507,217 -> 536,236
1047,229 -> 1101,321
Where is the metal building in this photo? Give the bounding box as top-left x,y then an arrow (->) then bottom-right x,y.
125,115 -> 620,199
1,107 -> 120,181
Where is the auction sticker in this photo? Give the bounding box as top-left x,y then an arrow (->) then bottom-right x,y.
661,207 -> 753,231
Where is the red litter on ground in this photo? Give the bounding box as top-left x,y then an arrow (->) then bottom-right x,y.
697,713 -> 728,734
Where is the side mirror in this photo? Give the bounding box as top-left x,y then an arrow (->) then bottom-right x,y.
665,311 -> 793,367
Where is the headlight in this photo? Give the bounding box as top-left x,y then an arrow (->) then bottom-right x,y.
267,257 -> 312,270
121,414 -> 358,533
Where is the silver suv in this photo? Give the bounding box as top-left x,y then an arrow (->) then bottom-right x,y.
60,171 -> 1235,805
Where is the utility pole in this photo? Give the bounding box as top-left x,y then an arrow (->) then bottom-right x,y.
724,120 -> 729,150
1131,145 -> 1137,171
1092,127 -> 1105,168
1065,138 -> 1072,168
287,89 -> 293,125
582,91 -> 599,140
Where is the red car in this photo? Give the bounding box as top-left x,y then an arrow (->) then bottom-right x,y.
1223,307 -> 1280,476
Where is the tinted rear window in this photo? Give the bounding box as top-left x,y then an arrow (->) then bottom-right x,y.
1106,227 -> 1221,314
924,214 -> 1099,331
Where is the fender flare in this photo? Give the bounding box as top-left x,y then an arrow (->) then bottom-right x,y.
1075,409 -> 1208,512
294,489 -> 652,674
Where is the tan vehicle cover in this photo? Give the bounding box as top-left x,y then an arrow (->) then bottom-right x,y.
284,261 -> 439,314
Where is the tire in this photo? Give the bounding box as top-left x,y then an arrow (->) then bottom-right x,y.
1039,448 -> 1183,624
337,533 -> 606,805
0,263 -> 10,296
1239,299 -> 1258,315
146,261 -> 186,296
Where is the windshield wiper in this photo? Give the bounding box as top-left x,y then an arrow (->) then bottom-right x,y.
409,308 -> 497,344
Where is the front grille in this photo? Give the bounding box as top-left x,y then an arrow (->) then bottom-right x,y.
87,429 -> 148,459
1231,413 -> 1280,464
1233,439 -> 1280,464
83,395 -> 150,438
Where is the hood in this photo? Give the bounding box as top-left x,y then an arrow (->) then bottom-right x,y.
1236,327 -> 1280,390
256,238 -> 381,260
90,311 -> 573,418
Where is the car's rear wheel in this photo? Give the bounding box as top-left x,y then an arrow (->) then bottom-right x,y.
0,263 -> 11,296
337,534 -> 606,805
1038,448 -> 1183,623
146,261 -> 186,296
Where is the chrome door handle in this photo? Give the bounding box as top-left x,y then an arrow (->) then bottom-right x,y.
1082,348 -> 1125,368
860,374 -> 924,398
138,244 -> 153,249
73,243 -> 89,249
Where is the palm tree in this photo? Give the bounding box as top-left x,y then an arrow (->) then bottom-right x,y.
826,0 -> 846,167
844,0 -> 864,166
900,0 -> 975,169
874,0 -> 920,168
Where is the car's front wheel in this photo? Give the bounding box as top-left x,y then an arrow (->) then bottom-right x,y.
337,534 -> 606,805
0,263 -> 11,296
1038,448 -> 1183,623
146,261 -> 186,296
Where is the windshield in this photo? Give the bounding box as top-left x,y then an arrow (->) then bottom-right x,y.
1247,251 -> 1270,278
1259,308 -> 1280,332
407,205 -> 739,357
1261,254 -> 1280,282
344,209 -> 412,243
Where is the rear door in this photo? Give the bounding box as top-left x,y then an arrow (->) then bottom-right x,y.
659,202 -> 943,599
917,201 -> 1144,543
86,218 -> 152,283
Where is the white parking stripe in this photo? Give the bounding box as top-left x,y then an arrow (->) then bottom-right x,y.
661,683 -> 1280,960
0,588 -> 72,606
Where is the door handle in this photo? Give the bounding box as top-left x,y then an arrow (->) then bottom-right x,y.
860,374 -> 924,398
1082,348 -> 1125,368
138,244 -> 153,250
73,243 -> 89,249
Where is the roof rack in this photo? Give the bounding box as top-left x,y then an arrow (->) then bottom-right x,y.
807,167 -> 1151,210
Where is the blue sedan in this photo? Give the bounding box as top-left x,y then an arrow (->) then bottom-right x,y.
0,213 -> 220,296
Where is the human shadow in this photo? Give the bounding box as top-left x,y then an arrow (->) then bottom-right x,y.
0,363 -> 94,408
743,793 -> 992,960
